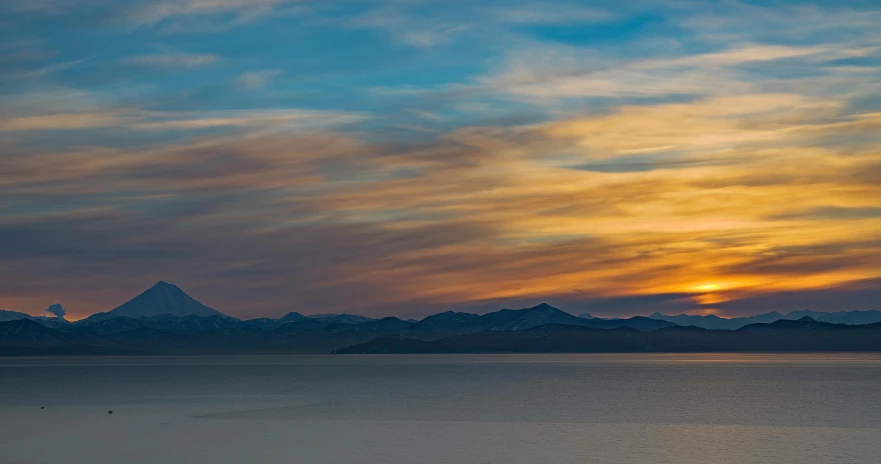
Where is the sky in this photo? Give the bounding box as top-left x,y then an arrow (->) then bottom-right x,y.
1,0 -> 880,320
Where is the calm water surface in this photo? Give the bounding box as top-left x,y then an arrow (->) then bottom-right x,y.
1,354 -> 880,463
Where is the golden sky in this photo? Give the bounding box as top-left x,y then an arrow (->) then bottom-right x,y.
1,1 -> 879,319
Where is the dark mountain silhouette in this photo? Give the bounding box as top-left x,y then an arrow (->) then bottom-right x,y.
0,309 -> 35,322
2,282 -> 879,355
0,319 -> 75,347
260,317 -> 413,353
81,281 -> 226,323
277,312 -> 308,323
413,311 -> 479,327
601,316 -> 678,331
398,304 -> 675,339
469,303 -> 589,331
69,316 -> 154,335
268,319 -> 335,336
465,304 -> 677,332
650,309 -> 881,330
783,309 -> 881,325
305,313 -> 376,324
337,318 -> 881,354
405,311 -> 481,338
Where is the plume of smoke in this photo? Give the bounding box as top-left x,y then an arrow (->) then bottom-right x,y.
44,303 -> 66,320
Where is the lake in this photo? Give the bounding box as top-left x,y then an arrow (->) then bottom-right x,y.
2,354 -> 880,463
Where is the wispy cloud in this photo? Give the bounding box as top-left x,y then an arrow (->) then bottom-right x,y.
346,1 -> 614,48
0,111 -> 133,131
2,0 -> 880,318
482,43 -> 863,100
0,107 -> 364,132
236,69 -> 283,90
132,108 -> 364,131
347,7 -> 472,48
0,0 -> 89,15
4,89 -> 878,316
125,52 -> 219,67
492,4 -> 614,24
123,0 -> 308,27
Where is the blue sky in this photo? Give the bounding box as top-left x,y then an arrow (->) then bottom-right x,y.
2,0 -> 880,319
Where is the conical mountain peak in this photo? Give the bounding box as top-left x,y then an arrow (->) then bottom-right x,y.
528,303 -> 561,313
85,281 -> 227,322
145,281 -> 183,294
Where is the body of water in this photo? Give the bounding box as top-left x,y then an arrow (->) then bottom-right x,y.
1,354 -> 880,463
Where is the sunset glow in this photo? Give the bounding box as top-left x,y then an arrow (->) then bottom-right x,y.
1,0 -> 879,320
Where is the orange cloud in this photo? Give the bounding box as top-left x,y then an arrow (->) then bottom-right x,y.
1,91 -> 879,318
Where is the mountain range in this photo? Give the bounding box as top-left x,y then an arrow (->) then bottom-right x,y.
1,281 -> 879,355
0,309 -> 35,322
648,309 -> 881,329
337,318 -> 881,354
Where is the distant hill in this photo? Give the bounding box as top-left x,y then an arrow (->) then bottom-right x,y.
0,309 -> 69,329
407,311 -> 480,335
0,319 -> 73,347
0,309 -> 35,322
651,309 -> 881,330
336,317 -> 881,354
785,309 -> 881,325
413,311 -> 480,326
604,316 -> 678,331
469,303 -> 598,331
277,312 -> 308,323
461,303 -> 676,332
81,281 -> 228,323
305,313 -> 376,324
4,310 -> 881,355
649,313 -> 760,330
2,301 -> 676,355
2,283 -> 879,355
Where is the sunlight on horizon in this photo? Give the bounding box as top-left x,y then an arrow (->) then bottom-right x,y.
1,0 -> 879,319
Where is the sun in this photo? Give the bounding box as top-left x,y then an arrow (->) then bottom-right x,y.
694,283 -> 721,292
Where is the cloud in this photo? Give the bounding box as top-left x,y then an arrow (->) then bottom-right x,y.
347,7 -> 471,48
6,81 -> 878,318
768,206 -> 881,221
493,4 -> 613,24
0,132 -> 373,199
125,52 -> 218,67
538,93 -> 848,157
131,109 -> 363,131
481,43 -> 860,100
0,106 -> 364,132
679,3 -> 881,46
713,278 -> 881,315
0,0 -> 89,15
2,0 -> 880,319
0,111 -> 134,131
345,1 -> 616,49
122,0 -> 307,28
1,130 -> 879,319
43,303 -> 66,319
236,70 -> 282,90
